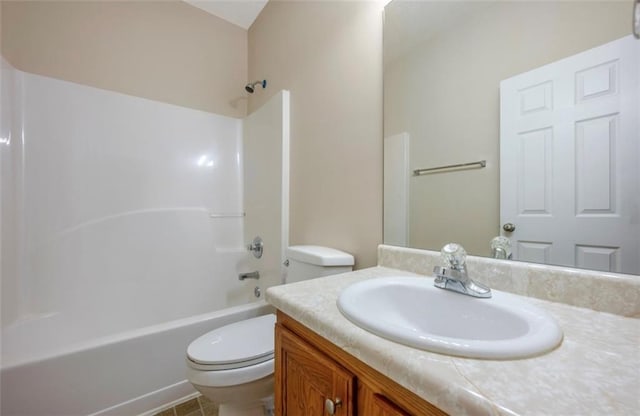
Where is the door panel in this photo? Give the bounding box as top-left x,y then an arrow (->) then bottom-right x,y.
500,35 -> 639,274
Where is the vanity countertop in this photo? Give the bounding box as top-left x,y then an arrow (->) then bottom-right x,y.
266,266 -> 640,416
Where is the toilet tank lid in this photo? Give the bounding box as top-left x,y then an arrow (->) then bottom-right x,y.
286,245 -> 354,267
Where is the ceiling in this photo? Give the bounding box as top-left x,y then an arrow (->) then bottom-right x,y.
184,0 -> 268,30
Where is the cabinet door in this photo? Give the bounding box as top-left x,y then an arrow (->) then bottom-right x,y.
358,376 -> 446,416
358,382 -> 411,416
366,394 -> 411,416
275,324 -> 354,416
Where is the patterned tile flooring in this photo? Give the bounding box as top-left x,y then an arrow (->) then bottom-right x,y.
152,395 -> 218,416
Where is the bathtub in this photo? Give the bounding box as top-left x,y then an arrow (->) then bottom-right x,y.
0,301 -> 273,416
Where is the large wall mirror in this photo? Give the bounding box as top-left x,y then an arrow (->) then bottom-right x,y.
383,0 -> 639,275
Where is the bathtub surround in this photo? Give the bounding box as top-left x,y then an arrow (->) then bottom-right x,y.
0,57 -> 22,328
243,90 -> 290,291
1,62 -> 247,348
266,245 -> 640,415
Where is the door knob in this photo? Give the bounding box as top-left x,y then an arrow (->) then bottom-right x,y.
503,223 -> 516,232
324,398 -> 342,415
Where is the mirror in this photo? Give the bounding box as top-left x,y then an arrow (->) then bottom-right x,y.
383,0 -> 639,275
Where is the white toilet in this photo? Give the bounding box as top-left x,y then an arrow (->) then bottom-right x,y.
185,245 -> 354,416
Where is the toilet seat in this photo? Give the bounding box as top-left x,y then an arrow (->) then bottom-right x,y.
186,314 -> 276,387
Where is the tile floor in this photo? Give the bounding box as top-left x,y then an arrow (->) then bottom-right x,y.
153,395 -> 218,416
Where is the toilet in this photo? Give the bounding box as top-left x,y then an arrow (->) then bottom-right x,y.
185,245 -> 354,416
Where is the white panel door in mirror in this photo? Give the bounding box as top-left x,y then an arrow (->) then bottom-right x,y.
501,36 -> 639,274
518,128 -> 552,215
575,115 -> 617,215
518,241 -> 552,264
576,60 -> 617,102
576,245 -> 620,273
519,81 -> 553,115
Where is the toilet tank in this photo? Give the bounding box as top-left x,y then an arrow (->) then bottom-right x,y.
285,246 -> 354,284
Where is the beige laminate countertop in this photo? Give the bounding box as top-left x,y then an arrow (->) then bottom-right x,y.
266,266 -> 640,416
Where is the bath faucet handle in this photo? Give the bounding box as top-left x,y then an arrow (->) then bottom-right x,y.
247,236 -> 263,259
441,243 -> 467,270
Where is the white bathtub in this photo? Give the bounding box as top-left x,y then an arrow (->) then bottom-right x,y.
0,301 -> 273,416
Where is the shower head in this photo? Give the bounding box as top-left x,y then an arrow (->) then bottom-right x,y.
245,80 -> 267,93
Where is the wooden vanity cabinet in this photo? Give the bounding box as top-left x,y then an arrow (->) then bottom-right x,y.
275,312 -> 447,416
276,322 -> 355,415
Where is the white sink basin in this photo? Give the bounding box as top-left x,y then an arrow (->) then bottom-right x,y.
337,276 -> 563,359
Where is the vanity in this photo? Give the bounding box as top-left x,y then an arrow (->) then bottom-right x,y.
275,312 -> 445,416
266,245 -> 640,415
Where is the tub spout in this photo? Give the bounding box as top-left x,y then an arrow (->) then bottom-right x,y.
239,271 -> 260,281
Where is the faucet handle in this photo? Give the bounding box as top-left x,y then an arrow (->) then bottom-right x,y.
491,236 -> 512,259
441,243 -> 466,269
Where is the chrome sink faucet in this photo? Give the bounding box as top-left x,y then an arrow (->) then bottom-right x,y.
433,243 -> 492,298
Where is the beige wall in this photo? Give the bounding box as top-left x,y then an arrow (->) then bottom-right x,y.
248,1 -> 384,269
1,0 -> 248,117
384,1 -> 630,257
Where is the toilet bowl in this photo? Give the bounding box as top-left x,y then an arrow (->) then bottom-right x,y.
186,314 -> 276,414
186,246 -> 354,415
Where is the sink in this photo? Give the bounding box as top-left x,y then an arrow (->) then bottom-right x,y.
337,276 -> 563,359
